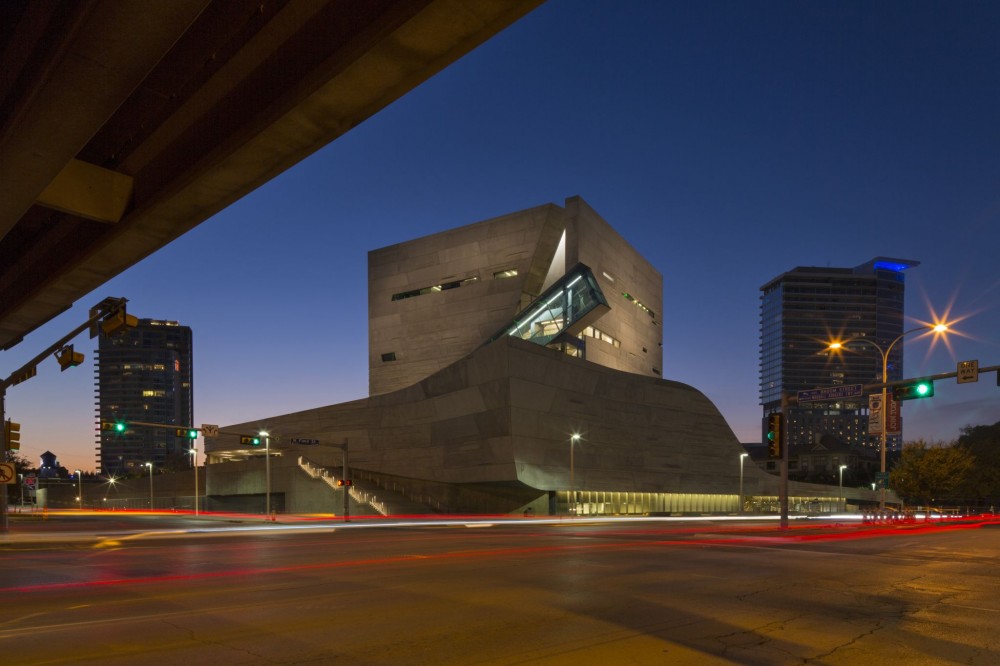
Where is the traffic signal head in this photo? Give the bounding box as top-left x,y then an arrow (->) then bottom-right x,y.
893,380 -> 934,401
766,413 -> 784,459
240,435 -> 261,446
4,420 -> 21,451
101,310 -> 138,336
55,345 -> 85,371
101,421 -> 126,432
337,479 -> 353,487
176,428 -> 198,439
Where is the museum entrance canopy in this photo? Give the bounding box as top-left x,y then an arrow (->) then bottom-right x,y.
484,263 -> 610,350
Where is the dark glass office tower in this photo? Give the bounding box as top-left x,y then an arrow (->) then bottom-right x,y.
759,258 -> 917,455
96,319 -> 193,475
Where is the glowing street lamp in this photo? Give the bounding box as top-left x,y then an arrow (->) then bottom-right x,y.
827,322 -> 949,509
739,452 -> 749,514
260,430 -> 271,518
569,433 -> 581,516
145,462 -> 153,509
839,464 -> 848,512
75,469 -> 82,509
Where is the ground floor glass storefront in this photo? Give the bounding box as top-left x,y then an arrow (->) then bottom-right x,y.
559,490 -> 853,516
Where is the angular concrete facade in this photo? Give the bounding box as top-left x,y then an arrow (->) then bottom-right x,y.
206,197 -> 879,515
368,197 -> 663,396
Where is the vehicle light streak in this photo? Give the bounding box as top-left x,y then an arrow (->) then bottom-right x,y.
3,520 -> 991,596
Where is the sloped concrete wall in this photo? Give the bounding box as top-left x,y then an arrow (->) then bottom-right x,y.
207,337 -> 877,511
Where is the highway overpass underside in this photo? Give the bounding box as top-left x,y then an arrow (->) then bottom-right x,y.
0,0 -> 543,350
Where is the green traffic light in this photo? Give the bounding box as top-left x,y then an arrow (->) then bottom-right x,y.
893,379 -> 935,400
188,429 -> 198,439
767,431 -> 775,441
115,422 -> 125,432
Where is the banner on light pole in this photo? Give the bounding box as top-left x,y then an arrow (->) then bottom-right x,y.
868,393 -> 883,435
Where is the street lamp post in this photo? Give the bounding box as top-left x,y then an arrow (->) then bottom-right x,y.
839,464 -> 847,512
739,452 -> 749,514
75,470 -> 82,509
145,462 -> 153,509
569,433 -> 580,516
260,431 -> 271,519
828,323 -> 947,510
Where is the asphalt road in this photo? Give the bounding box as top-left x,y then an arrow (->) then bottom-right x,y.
2,514 -> 999,665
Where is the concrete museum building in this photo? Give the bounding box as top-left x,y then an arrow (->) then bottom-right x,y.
205,197 -> 876,515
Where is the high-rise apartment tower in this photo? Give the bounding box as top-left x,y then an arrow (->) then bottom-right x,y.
96,319 -> 193,474
759,258 -> 917,453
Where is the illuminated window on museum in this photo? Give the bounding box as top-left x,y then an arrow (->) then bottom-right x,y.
580,326 -> 621,348
493,268 -> 518,279
391,276 -> 479,301
622,292 -> 656,320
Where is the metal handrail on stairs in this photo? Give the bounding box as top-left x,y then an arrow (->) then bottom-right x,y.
297,457 -> 388,516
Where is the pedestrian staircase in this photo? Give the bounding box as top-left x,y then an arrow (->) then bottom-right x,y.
297,457 -> 390,516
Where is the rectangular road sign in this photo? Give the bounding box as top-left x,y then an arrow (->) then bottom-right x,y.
290,438 -> 320,445
957,360 -> 979,384
797,384 -> 864,403
201,424 -> 219,438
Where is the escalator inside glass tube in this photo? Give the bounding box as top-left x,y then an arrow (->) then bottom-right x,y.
484,263 -> 611,353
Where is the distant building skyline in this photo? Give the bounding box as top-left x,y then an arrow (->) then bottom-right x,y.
96,319 -> 193,474
759,257 -> 918,454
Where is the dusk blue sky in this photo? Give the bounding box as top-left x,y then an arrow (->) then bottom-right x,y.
7,0 -> 1000,474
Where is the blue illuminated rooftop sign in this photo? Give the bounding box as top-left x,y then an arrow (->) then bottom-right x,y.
873,260 -> 914,272
863,256 -> 919,273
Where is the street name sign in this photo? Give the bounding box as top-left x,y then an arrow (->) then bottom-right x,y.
290,438 -> 320,445
797,384 -> 864,403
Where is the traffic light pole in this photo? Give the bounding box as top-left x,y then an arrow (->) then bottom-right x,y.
780,392 -> 789,529
0,298 -> 129,533
864,363 -> 1000,510
1,389 -> 8,533
115,420 -> 201,515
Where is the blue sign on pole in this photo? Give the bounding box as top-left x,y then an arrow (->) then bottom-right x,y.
797,384 -> 864,403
